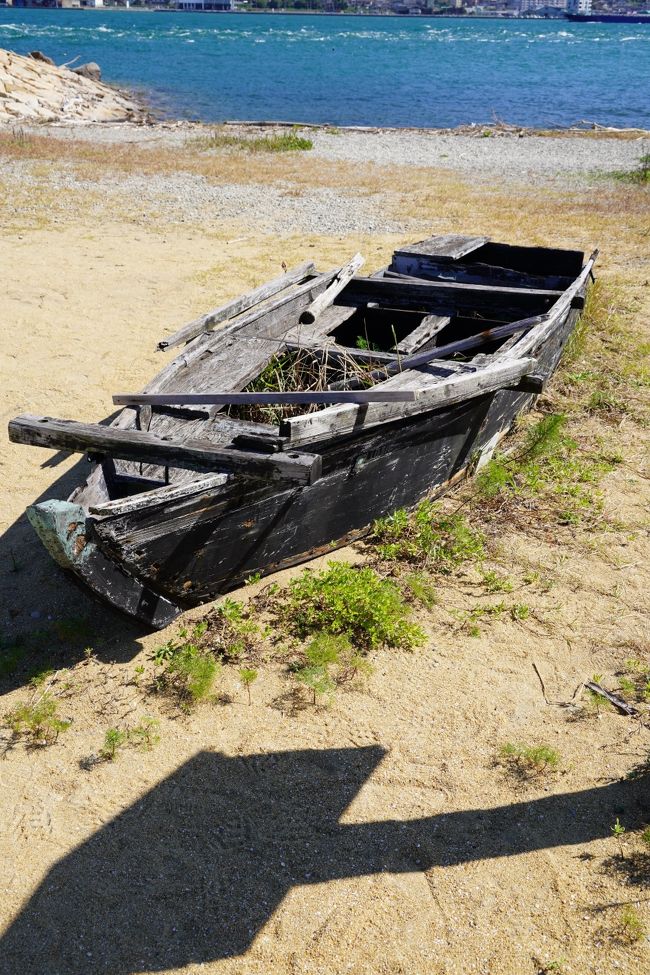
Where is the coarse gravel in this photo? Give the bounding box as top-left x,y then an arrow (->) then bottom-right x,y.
11,120 -> 649,184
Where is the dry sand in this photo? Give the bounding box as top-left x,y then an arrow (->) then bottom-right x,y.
0,123 -> 649,975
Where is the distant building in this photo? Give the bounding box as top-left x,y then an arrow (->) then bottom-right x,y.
567,0 -> 592,12
176,0 -> 234,7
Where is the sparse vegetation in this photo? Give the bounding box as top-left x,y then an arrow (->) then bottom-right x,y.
610,152 -> 650,185
4,692 -> 70,746
371,501 -> 485,571
100,727 -> 128,762
195,130 -> 313,154
498,742 -> 561,778
290,633 -> 372,705
616,904 -> 646,943
239,667 -> 258,705
152,625 -> 219,707
275,561 -> 425,651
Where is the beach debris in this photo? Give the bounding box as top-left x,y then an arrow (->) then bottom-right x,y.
583,681 -> 639,717
29,51 -> 55,67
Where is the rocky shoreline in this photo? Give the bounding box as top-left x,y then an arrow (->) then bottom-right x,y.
0,47 -> 147,124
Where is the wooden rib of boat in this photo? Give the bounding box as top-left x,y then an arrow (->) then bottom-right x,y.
8,234 -> 596,628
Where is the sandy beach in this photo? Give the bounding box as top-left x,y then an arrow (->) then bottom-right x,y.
0,110 -> 649,975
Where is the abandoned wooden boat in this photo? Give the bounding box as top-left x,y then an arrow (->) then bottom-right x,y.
9,234 -> 596,628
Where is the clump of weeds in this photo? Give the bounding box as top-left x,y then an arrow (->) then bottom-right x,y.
371,500 -> 485,572
290,633 -> 373,706
151,624 -> 219,708
238,667 -> 258,705
273,561 -> 424,651
195,130 -> 313,154
474,413 -> 618,530
4,685 -> 70,748
200,600 -> 264,663
497,742 -> 561,779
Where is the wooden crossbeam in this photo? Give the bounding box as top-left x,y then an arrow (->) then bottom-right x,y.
8,415 -> 323,485
112,390 -> 418,407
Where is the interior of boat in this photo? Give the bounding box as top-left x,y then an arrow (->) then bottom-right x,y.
11,235 -> 588,512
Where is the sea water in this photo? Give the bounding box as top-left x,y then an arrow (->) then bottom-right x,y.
0,9 -> 648,129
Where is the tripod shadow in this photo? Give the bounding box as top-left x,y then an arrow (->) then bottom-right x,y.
1,745 -> 648,974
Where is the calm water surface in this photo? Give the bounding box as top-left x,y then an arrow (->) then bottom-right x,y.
0,10 -> 648,128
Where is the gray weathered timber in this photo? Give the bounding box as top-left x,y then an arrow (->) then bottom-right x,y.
394,234 -> 489,260
89,473 -> 230,517
279,358 -> 536,446
394,314 -> 451,354
337,277 -> 564,317
113,390 -> 419,407
157,260 -> 315,351
388,257 -> 572,292
284,338 -> 397,366
9,415 -> 322,485
299,253 -> 364,325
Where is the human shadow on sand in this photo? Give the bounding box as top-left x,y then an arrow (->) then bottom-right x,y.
1,745 -> 648,975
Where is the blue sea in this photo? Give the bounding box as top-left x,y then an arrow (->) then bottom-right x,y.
1,9 -> 648,129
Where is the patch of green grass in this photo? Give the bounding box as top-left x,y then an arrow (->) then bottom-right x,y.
152,626 -> 219,707
401,571 -> 437,609
290,633 -> 372,705
609,152 -> 650,185
128,717 -> 161,751
276,562 -> 425,651
371,501 -> 485,571
195,130 -> 313,153
481,569 -> 514,594
498,742 -> 560,777
475,413 -> 617,528
4,693 -> 71,746
616,905 -> 646,943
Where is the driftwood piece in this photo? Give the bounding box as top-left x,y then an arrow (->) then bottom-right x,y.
584,682 -> 639,717
112,390 -> 418,407
157,260 -> 315,351
8,414 -> 322,485
394,234 -> 489,260
279,357 -> 536,446
299,253 -> 364,325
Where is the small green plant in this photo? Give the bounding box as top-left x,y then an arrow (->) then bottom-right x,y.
4,693 -> 71,746
245,572 -> 262,585
100,727 -> 128,762
481,569 -> 513,594
290,633 -> 373,705
239,667 -> 258,705
498,742 -> 560,778
152,627 -> 219,707
128,717 -> 160,751
611,818 -> 626,859
641,827 -> 650,849
510,603 -> 530,621
401,572 -> 437,609
371,501 -> 485,571
201,600 -> 261,662
277,562 -> 424,651
617,904 -> 646,943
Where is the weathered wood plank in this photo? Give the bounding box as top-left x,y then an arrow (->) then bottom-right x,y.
279,358 -> 537,446
299,253 -> 364,325
394,314 -> 450,355
388,257 -> 573,291
337,277 -> 564,317
89,473 -> 230,517
394,235 -> 489,261
157,260 -> 316,351
112,390 -> 419,407
9,414 -> 323,485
